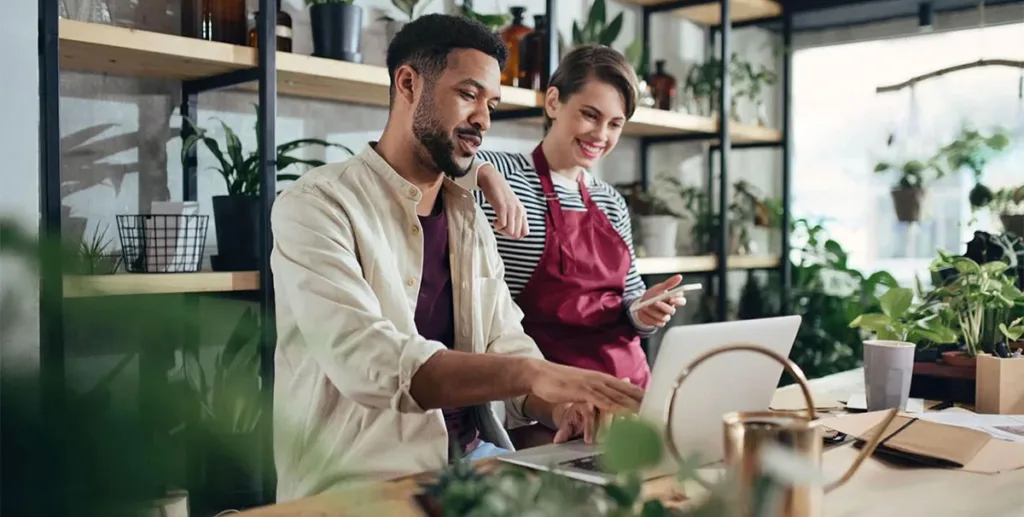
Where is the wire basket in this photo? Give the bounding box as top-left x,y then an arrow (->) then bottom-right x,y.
116,214 -> 209,273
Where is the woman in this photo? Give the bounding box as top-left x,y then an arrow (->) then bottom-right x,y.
470,44 -> 685,389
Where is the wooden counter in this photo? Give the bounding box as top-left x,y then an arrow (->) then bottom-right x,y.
240,368 -> 1024,517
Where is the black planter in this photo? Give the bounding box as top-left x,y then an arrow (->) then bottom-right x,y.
191,430 -> 263,515
212,195 -> 261,272
310,2 -> 363,63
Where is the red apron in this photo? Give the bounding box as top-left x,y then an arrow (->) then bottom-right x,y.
514,145 -> 651,388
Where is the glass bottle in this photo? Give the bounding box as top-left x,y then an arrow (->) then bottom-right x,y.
649,60 -> 677,111
248,0 -> 293,52
520,14 -> 549,92
193,0 -> 247,45
500,7 -> 532,87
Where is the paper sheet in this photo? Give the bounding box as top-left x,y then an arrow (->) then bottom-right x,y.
844,393 -> 925,413
916,413 -> 1024,444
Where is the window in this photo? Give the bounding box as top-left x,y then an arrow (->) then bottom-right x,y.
792,23 -> 1024,287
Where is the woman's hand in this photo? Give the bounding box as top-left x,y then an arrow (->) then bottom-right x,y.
478,163 -> 529,240
633,274 -> 687,328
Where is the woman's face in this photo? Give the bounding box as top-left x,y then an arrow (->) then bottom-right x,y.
544,78 -> 627,169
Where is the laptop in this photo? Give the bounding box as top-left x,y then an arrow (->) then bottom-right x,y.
497,315 -> 802,485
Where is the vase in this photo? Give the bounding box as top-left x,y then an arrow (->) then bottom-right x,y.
211,195 -> 261,272
637,215 -> 678,257
890,187 -> 926,223
310,2 -> 363,63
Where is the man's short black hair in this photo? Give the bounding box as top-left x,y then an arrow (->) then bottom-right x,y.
385,14 -> 508,104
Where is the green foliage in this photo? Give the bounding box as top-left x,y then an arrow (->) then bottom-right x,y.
571,0 -> 625,47
754,219 -> 901,380
928,250 -> 1024,355
936,126 -> 1011,181
848,287 -> 958,345
1001,317 -> 1024,342
623,36 -> 650,79
873,157 -> 945,190
459,4 -> 512,30
180,106 -> 352,196
179,308 -> 263,435
388,0 -> 435,19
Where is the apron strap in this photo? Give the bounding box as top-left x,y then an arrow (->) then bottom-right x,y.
531,144 -> 567,232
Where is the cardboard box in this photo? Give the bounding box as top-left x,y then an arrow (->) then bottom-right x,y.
976,355 -> 1024,415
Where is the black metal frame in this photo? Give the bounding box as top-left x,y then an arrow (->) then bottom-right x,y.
631,1 -> 793,320
39,0 -> 280,507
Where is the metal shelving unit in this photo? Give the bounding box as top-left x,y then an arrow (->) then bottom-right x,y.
37,0 -> 792,509
633,0 -> 793,320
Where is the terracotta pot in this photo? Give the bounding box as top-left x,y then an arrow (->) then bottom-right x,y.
941,350 -> 977,368
891,187 -> 925,223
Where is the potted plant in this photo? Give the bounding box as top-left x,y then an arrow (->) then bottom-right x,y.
307,0 -> 364,63
181,110 -> 352,271
928,250 -> 1024,366
971,185 -> 1024,237
622,35 -> 654,109
849,286 -> 958,350
736,59 -> 777,126
179,308 -> 264,514
378,0 -> 435,45
681,53 -> 747,119
872,154 -> 944,223
458,2 -> 512,31
615,178 -> 688,257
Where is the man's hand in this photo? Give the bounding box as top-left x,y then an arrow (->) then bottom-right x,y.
526,360 -> 644,415
552,402 -> 598,444
478,163 -> 528,239
634,274 -> 687,328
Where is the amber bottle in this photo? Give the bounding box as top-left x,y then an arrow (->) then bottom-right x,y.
520,14 -> 549,92
500,7 -> 532,87
248,0 -> 293,52
189,0 -> 247,45
649,60 -> 677,111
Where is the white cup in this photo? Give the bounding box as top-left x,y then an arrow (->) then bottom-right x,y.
863,340 -> 916,412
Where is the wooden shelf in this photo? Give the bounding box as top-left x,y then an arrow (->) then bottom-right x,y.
58,19 -> 780,142
63,271 -> 259,298
58,19 -> 542,111
627,108 -> 780,141
636,255 -> 780,275
625,0 -> 782,25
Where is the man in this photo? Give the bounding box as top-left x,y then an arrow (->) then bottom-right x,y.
270,14 -> 645,501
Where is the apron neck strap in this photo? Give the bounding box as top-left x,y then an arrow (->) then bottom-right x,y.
532,144 -> 567,231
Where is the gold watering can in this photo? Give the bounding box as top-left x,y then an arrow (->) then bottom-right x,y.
663,344 -> 899,517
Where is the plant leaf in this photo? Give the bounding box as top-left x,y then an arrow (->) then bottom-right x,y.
600,12 -> 623,46
600,415 -> 663,473
879,287 -> 913,319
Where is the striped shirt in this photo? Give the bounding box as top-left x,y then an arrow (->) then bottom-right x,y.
473,150 -> 653,334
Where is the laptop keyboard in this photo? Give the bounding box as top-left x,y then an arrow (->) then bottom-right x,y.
559,454 -> 605,472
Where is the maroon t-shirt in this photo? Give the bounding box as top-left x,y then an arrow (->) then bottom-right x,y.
414,196 -> 480,457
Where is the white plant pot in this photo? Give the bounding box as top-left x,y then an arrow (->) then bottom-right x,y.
638,215 -> 679,257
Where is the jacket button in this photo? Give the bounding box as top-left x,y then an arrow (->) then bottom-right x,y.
407,278 -> 416,287
411,225 -> 420,235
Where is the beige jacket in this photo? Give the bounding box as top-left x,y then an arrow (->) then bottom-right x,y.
269,144 -> 543,501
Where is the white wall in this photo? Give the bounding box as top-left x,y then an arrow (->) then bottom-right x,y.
0,0 -> 41,380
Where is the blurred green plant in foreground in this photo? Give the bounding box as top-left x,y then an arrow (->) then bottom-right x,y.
2,218 -> 820,517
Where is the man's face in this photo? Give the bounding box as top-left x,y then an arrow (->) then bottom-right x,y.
411,49 -> 502,178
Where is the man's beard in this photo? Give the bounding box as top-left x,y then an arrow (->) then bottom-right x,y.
412,91 -> 474,179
